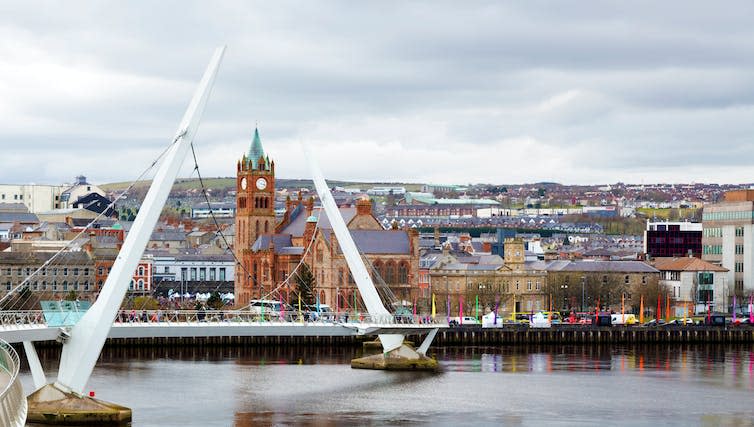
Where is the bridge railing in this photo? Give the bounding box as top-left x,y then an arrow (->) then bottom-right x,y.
0,309 -> 447,327
114,309 -> 446,326
0,338 -> 27,427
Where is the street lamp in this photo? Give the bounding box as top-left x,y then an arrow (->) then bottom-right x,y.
560,284 -> 568,310
581,276 -> 586,313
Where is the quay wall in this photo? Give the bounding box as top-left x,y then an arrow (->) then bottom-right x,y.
35,326 -> 751,348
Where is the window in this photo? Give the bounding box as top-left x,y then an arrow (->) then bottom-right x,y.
84,268 -> 89,276
398,263 -> 408,284
98,267 -> 104,275
190,268 -> 197,281
736,245 -> 744,255
735,262 -> 744,273
63,268 -> 68,276
137,279 -> 144,290
516,280 -> 520,291
535,280 -> 541,291
527,280 -> 532,291
219,268 -> 226,281
62,281 -> 68,291
624,275 -> 630,284
386,262 -> 395,284
642,276 -> 647,285
164,266 -> 169,274
73,267 -> 79,276
5,282 -> 10,291
84,281 -> 90,291
199,268 -> 206,281
138,266 -> 144,276
181,268 -> 188,281
209,268 -> 216,281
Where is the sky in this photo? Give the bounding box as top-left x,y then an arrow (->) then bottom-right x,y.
2,1 -> 754,187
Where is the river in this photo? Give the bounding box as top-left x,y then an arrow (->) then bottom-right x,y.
19,344 -> 754,426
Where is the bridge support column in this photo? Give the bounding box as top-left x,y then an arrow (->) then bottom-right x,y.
26,384 -> 131,425
351,332 -> 439,371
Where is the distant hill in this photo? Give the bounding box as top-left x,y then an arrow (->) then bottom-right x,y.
100,178 -> 425,193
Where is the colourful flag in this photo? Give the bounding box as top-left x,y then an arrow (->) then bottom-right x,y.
459,295 -> 464,324
640,295 -> 644,324
665,294 -> 670,322
683,301 -> 687,325
475,295 -> 479,323
733,294 -> 737,322
657,295 -> 661,323
431,293 -> 436,319
621,293 -> 625,324
749,295 -> 753,324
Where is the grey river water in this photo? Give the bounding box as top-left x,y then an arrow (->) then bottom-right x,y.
18,344 -> 754,426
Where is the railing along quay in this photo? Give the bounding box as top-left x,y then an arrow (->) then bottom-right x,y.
433,325 -> 754,346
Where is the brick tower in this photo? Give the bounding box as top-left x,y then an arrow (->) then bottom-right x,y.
234,127 -> 275,305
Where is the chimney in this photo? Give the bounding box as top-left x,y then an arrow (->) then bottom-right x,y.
433,226 -> 440,247
356,198 -> 372,216
305,197 -> 314,216
304,215 -> 317,247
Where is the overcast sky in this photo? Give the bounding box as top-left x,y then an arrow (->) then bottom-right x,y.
2,1 -> 754,187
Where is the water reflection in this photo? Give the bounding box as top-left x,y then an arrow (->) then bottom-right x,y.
16,343 -> 754,427
433,344 -> 754,390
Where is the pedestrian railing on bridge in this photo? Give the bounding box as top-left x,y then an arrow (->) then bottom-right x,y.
0,309 -> 446,328
0,338 -> 26,427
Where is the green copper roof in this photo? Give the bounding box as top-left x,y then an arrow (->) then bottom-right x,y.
248,127 -> 265,169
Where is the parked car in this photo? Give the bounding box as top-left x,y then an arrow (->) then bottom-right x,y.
666,318 -> 694,326
642,319 -> 666,327
449,316 -> 480,326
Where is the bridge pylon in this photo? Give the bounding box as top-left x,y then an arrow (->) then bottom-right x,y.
26,47 -> 225,424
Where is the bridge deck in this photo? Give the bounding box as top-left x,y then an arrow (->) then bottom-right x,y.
0,320 -> 445,344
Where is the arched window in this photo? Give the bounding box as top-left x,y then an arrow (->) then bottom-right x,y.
138,266 -> 144,276
338,269 -> 345,287
385,262 -> 395,284
137,279 -> 144,290
398,263 -> 408,284
255,220 -> 260,235
264,221 -> 269,233
319,290 -> 326,305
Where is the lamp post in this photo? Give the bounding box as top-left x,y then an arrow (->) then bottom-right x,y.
560,284 -> 568,310
581,276 -> 586,313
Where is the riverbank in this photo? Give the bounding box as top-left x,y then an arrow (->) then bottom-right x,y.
23,325 -> 753,348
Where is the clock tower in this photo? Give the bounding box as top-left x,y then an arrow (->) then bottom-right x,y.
235,127 -> 276,305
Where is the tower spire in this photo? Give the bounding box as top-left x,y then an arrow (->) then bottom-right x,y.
248,126 -> 265,169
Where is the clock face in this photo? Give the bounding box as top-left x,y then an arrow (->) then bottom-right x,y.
256,177 -> 267,190
240,177 -> 247,190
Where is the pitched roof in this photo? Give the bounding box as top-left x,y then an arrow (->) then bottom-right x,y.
653,257 -> 728,272
350,230 -> 411,254
545,260 -> 659,273
279,206 -> 357,237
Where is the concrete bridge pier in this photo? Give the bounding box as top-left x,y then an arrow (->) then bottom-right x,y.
351,329 -> 439,371
26,384 -> 131,425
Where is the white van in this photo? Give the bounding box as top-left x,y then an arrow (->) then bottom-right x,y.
611,313 -> 638,325
249,300 -> 283,317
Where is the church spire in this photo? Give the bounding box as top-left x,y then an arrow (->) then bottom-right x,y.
248,127 -> 266,170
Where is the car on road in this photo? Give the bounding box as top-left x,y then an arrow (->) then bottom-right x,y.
642,319 -> 666,327
665,318 -> 694,326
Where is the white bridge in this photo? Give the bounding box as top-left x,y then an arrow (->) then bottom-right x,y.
0,310 -> 442,344
8,46 -> 443,424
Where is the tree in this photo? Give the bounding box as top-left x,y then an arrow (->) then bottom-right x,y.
206,291 -> 224,309
132,296 -> 159,310
293,263 -> 316,308
64,291 -> 78,301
